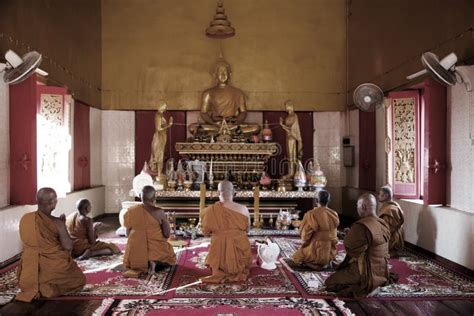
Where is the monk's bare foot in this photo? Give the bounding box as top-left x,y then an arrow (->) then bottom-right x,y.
148,261 -> 157,275
77,249 -> 91,260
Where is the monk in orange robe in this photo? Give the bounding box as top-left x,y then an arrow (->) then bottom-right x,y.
325,193 -> 391,297
16,188 -> 86,302
123,185 -> 176,277
66,199 -> 120,260
201,180 -> 252,283
378,186 -> 405,254
292,189 -> 339,270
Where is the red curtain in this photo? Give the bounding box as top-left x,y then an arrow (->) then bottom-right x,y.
73,101 -> 91,190
9,75 -> 37,205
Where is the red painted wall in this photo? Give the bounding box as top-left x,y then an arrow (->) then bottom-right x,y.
263,111 -> 313,179
73,101 -> 91,190
9,75 -> 37,205
358,110 -> 376,191
135,110 -> 186,175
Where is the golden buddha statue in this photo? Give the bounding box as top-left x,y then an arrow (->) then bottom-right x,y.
280,100 -> 303,179
189,58 -> 260,139
150,101 -> 173,177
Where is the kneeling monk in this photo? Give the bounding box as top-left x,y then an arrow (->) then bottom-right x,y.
325,193 -> 391,297
378,185 -> 404,254
201,180 -> 252,283
292,189 -> 339,270
66,199 -> 120,260
16,188 -> 85,302
123,186 -> 176,277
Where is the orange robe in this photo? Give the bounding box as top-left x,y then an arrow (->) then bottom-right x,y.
292,206 -> 339,269
123,205 -> 176,274
325,216 -> 391,297
201,202 -> 252,283
16,211 -> 86,302
379,201 -> 405,252
66,212 -> 120,257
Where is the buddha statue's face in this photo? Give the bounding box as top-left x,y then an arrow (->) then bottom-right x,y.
216,65 -> 229,84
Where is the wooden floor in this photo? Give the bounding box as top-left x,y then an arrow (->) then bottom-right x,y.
1,216 -> 473,316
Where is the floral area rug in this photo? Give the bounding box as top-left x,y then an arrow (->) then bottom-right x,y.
0,237 -> 184,300
274,237 -> 474,299
92,297 -> 354,316
171,237 -> 300,297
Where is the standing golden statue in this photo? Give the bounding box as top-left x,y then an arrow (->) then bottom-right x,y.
189,58 -> 260,138
280,100 -> 303,179
150,101 -> 173,178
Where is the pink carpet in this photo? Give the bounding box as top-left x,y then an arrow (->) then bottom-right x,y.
171,237 -> 300,297
274,237 -> 474,299
0,237 -> 184,300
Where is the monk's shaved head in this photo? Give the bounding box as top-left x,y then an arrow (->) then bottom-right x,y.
378,185 -> 393,203
76,199 -> 91,212
37,187 -> 57,214
318,189 -> 330,206
141,185 -> 156,202
357,193 -> 377,218
37,187 -> 56,202
218,180 -> 234,201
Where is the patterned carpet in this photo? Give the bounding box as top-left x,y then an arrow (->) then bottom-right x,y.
92,297 -> 354,316
0,237 -> 182,299
171,237 -> 299,297
1,233 -> 471,316
274,237 -> 474,299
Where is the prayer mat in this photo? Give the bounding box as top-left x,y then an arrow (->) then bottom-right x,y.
92,297 -> 354,316
171,237 -> 300,297
273,237 -> 474,299
0,237 -> 185,300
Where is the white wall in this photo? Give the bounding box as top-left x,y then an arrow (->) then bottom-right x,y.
0,186 -> 105,263
344,109 -> 359,187
102,111 -> 135,213
446,66 -> 474,214
313,111 -> 344,212
398,200 -> 473,270
90,107 -> 102,186
0,81 -> 9,208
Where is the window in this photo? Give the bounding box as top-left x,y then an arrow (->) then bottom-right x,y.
387,78 -> 447,204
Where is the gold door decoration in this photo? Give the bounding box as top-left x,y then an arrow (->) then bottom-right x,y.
393,97 -> 416,184
40,94 -> 63,126
38,93 -> 70,194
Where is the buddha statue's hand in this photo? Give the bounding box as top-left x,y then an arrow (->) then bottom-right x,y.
279,117 -> 284,125
169,116 -> 174,125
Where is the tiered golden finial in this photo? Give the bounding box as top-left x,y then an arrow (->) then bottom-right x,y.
206,0 -> 235,39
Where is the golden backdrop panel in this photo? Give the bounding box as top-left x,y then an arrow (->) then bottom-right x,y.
101,0 -> 347,111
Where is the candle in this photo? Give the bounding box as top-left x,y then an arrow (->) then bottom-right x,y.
253,186 -> 261,229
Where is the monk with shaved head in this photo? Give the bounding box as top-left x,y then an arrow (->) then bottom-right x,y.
201,180 -> 252,283
325,193 -> 391,297
16,188 -> 86,302
123,185 -> 176,277
378,185 -> 405,254
292,189 -> 340,270
66,199 -> 121,260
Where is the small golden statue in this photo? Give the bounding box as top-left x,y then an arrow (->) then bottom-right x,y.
280,100 -> 303,179
150,101 -> 173,181
189,57 -> 260,139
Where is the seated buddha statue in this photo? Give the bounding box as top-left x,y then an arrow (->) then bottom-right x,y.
189,59 -> 260,139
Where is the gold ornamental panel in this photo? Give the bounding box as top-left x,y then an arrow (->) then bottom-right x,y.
393,97 -> 416,184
